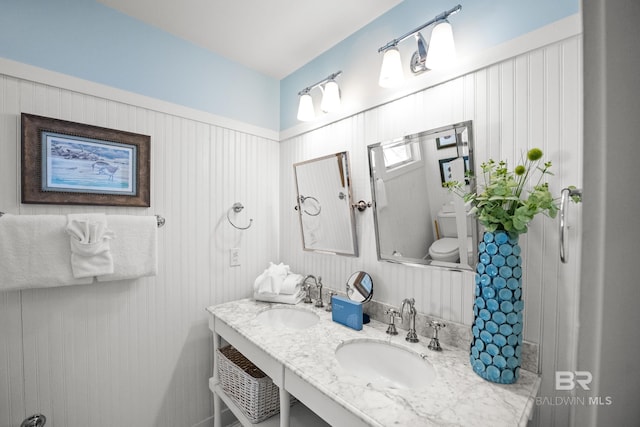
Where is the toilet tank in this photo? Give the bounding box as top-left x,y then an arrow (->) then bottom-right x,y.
436,208 -> 472,238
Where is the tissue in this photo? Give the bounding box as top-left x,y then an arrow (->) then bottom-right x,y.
331,295 -> 363,331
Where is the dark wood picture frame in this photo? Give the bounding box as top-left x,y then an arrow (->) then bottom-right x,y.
436,133 -> 457,150
439,155 -> 469,186
21,113 -> 150,207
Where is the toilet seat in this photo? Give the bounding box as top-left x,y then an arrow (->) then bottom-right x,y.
429,237 -> 473,262
429,238 -> 460,262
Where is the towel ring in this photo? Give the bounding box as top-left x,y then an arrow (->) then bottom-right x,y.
295,195 -> 321,216
227,203 -> 253,230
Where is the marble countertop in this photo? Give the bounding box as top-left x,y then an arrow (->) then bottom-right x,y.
207,299 -> 540,427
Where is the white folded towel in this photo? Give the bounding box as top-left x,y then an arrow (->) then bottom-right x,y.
66,214 -> 115,279
253,289 -> 304,305
0,214 -> 93,291
254,262 -> 290,294
95,215 -> 157,282
280,273 -> 304,295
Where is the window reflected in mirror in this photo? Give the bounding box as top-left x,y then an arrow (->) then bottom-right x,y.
367,121 -> 477,270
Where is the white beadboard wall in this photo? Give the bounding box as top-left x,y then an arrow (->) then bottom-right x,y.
0,75 -> 279,427
280,36 -> 583,427
1,34 -> 582,427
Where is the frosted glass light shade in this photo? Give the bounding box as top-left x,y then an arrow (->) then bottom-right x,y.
378,47 -> 404,88
425,20 -> 456,70
297,93 -> 315,121
321,80 -> 341,113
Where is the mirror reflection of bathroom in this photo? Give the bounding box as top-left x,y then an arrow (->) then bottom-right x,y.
346,271 -> 373,324
346,271 -> 373,303
368,121 -> 476,270
293,151 -> 358,256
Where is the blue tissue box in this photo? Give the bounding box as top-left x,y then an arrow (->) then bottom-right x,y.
331,295 -> 363,331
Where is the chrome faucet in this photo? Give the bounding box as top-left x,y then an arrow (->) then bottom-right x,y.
302,275 -> 317,304
315,276 -> 324,308
401,298 -> 419,343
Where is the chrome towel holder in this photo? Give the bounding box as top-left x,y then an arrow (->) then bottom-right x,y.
0,211 -> 166,228
227,203 -> 253,230
559,187 -> 582,264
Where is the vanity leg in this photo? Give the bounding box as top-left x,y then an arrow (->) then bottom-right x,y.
279,387 -> 290,427
213,329 -> 221,427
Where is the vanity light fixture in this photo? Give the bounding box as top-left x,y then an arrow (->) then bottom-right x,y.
378,4 -> 462,87
296,71 -> 342,121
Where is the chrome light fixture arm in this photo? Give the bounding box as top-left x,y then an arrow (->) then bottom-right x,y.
377,4 -> 462,53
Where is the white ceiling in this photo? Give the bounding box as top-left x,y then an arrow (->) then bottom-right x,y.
98,0 -> 402,79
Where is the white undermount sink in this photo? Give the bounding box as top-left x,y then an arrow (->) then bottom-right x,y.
335,340 -> 436,389
255,306 -> 320,330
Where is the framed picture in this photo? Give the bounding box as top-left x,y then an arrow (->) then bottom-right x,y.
439,156 -> 469,186
21,113 -> 150,207
436,133 -> 457,149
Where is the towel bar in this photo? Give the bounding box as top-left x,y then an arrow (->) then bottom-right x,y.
0,212 -> 166,228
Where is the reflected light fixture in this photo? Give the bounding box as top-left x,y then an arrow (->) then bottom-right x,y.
296,71 -> 342,121
377,4 -> 461,88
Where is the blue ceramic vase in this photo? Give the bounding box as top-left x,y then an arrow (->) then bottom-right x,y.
470,230 -> 523,384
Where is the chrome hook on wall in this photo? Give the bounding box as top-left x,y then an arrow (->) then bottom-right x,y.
227,202 -> 253,230
559,187 -> 582,264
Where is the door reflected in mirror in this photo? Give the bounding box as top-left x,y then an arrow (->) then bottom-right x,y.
367,121 -> 477,270
293,152 -> 358,256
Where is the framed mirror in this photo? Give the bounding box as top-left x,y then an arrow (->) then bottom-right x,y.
346,271 -> 373,303
293,151 -> 358,256
367,121 -> 477,270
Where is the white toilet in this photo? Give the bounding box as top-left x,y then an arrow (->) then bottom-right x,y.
428,207 -> 472,263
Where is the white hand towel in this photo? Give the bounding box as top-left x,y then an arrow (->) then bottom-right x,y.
0,214 -> 93,291
267,262 -> 289,294
95,215 -> 157,282
280,273 -> 303,295
253,289 -> 304,305
66,214 -> 115,279
254,262 -> 290,294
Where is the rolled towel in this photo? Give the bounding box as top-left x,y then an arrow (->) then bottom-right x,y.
281,273 -> 304,295
254,262 -> 290,294
66,214 -> 115,279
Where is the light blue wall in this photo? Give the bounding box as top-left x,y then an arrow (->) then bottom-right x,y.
0,0 -> 280,131
280,0 -> 580,131
0,0 -> 579,133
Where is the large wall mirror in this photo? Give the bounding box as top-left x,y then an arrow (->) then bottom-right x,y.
367,121 -> 477,270
293,151 -> 358,256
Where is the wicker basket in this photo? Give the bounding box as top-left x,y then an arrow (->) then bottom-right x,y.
217,345 -> 281,423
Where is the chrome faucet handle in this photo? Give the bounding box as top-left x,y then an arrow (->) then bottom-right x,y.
385,308 -> 402,335
315,276 -> 324,308
326,291 -> 337,312
427,320 -> 446,351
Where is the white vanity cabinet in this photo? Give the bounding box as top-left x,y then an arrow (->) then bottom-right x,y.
208,299 -> 541,427
208,315 -> 329,427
